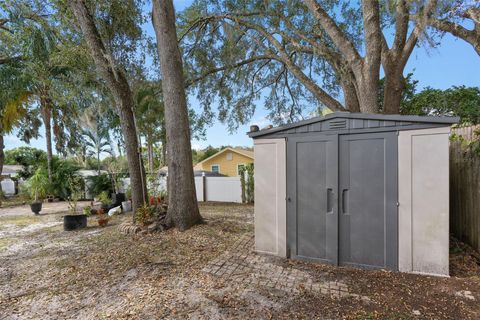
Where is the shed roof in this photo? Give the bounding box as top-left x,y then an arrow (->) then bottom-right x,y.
248,112 -> 459,139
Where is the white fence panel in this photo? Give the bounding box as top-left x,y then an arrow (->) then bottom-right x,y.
122,175 -> 242,203
1,179 -> 15,196
119,178 -> 131,193
205,177 -> 242,203
195,177 -> 204,201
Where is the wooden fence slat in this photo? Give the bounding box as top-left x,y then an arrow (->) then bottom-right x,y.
450,125 -> 480,253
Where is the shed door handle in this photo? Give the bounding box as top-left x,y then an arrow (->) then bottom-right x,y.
327,188 -> 333,213
342,189 -> 349,214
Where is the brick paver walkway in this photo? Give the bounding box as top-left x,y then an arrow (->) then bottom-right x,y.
202,234 -> 370,302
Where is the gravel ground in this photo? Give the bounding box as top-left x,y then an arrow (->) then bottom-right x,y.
0,202 -> 479,319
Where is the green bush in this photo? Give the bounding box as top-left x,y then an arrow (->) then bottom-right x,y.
97,191 -> 112,206
5,147 -> 47,180
50,157 -> 82,199
239,164 -> 254,203
28,168 -> 50,202
136,204 -> 154,226
88,174 -> 113,197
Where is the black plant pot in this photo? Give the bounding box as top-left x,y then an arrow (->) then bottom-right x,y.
101,204 -> 111,212
63,214 -> 87,231
111,193 -> 125,207
30,202 -> 42,215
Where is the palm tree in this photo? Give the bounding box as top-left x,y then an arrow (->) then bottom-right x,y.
1,2 -> 85,182
80,108 -> 113,173
134,82 -> 166,172
0,59 -> 39,179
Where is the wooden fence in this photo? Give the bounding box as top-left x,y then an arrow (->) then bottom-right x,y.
450,125 -> 480,252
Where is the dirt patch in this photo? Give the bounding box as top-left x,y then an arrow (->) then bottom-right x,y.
0,203 -> 479,319
450,236 -> 480,278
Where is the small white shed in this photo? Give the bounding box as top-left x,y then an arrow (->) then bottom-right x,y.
249,113 -> 458,276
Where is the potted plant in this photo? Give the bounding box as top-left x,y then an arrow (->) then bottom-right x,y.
28,169 -> 49,215
97,191 -> 112,211
97,208 -> 110,227
63,176 -> 88,231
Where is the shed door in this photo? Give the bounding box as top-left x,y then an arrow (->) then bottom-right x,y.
287,135 -> 338,264
338,132 -> 398,269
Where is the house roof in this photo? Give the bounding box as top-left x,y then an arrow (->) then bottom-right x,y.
195,147 -> 254,167
1,165 -> 23,175
248,112 -> 459,138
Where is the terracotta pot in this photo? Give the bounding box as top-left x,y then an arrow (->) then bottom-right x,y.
98,218 -> 109,227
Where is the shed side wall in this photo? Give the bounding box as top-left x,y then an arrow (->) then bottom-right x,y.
398,127 -> 450,276
254,139 -> 286,257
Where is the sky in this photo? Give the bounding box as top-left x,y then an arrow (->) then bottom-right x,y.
5,1 -> 480,153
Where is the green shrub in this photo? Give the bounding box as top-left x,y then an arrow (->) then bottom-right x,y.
28,168 -> 49,202
50,158 -> 82,199
97,191 -> 112,206
239,164 -> 254,203
136,204 -> 153,226
83,206 -> 92,216
88,174 -> 113,197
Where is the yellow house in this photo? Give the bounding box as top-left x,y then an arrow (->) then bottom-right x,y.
194,147 -> 254,177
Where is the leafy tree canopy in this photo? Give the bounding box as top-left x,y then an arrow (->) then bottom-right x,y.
402,86 -> 480,125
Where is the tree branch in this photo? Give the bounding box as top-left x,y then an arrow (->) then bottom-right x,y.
230,18 -> 346,111
182,13 -> 347,111
0,55 -> 23,65
428,15 -> 480,55
403,0 -> 438,66
184,55 -> 274,87
392,0 -> 409,53
302,0 -> 362,67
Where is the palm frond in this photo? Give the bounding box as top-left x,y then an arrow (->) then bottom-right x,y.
2,91 -> 31,132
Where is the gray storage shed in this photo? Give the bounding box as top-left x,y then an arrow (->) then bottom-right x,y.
249,112 -> 458,276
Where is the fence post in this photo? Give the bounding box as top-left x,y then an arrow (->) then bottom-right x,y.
202,172 -> 206,202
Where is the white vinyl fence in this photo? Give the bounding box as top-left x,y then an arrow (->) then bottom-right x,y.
1,179 -> 15,196
198,176 -> 242,203
114,175 -> 244,203
157,175 -> 243,203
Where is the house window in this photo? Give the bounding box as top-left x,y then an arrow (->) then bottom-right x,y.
211,165 -> 220,174
226,152 -> 233,160
237,164 -> 245,176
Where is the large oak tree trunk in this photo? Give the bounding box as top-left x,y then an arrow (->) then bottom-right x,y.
382,69 -> 404,114
341,79 -> 360,112
68,0 -> 148,213
152,0 -> 202,231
